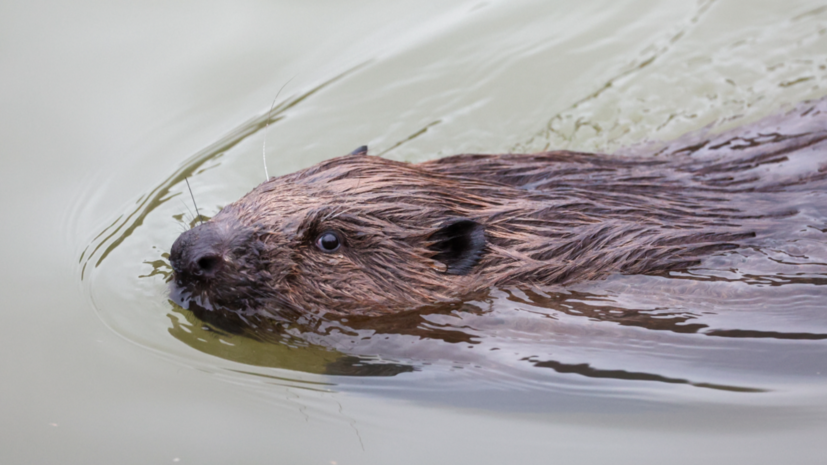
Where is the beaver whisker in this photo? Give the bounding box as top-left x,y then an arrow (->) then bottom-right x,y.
184,177 -> 203,226
176,198 -> 197,231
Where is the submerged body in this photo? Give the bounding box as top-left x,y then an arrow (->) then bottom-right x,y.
169,98 -> 827,322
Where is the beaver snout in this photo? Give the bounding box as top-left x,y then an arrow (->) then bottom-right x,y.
170,230 -> 226,280
169,220 -> 252,283
168,218 -> 268,312
171,225 -> 219,279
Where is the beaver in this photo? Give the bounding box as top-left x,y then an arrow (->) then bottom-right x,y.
169,98 -> 827,322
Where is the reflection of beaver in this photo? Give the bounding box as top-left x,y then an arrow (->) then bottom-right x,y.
169,98 -> 827,319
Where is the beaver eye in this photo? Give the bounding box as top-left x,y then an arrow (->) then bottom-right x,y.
315,230 -> 342,253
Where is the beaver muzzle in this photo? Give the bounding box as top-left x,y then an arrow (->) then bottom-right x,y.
168,219 -> 260,311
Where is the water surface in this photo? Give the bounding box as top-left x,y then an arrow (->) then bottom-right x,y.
3,0 -> 827,463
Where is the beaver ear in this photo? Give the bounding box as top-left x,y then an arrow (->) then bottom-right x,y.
428,219 -> 486,275
349,145 -> 368,156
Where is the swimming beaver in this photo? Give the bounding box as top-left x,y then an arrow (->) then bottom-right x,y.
169,98 -> 827,320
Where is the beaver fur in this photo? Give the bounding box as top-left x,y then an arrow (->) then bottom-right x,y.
169,98 -> 827,320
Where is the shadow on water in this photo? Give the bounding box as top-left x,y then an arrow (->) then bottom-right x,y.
522,358 -> 766,393
168,302 -> 416,377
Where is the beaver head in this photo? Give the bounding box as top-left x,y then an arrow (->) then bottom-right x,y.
169,151 -> 499,318
169,146 -> 765,319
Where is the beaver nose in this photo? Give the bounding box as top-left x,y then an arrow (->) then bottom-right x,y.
170,221 -> 237,280
190,253 -> 224,277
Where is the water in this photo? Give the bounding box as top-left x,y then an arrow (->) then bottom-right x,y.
3,0 -> 827,463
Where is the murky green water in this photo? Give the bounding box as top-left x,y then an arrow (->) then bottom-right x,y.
3,0 -> 827,463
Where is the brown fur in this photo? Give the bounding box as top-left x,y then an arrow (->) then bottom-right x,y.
169,98 -> 827,320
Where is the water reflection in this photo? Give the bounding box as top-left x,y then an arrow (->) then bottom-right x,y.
168,302 -> 417,377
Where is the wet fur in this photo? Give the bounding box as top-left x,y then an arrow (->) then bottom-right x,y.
170,98 -> 827,319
